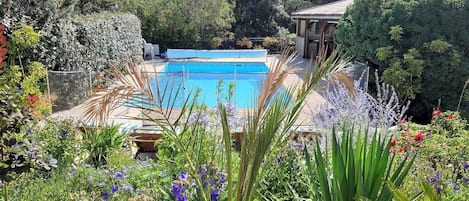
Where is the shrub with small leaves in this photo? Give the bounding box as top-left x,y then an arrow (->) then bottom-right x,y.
431,110 -> 467,138
0,87 -> 57,182
38,12 -> 143,81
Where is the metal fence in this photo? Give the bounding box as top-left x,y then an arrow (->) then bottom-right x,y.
48,70 -> 93,112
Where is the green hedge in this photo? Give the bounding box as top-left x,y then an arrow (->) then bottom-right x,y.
38,12 -> 142,77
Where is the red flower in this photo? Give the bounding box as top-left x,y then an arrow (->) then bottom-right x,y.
391,139 -> 397,146
413,132 -> 426,141
27,93 -> 39,105
448,114 -> 454,119
397,119 -> 407,125
432,110 -> 441,117
399,147 -> 405,153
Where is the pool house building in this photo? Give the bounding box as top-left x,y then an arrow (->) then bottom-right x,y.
291,0 -> 353,59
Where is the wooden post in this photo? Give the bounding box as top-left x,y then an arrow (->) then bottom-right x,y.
304,19 -> 310,58
318,19 -> 327,58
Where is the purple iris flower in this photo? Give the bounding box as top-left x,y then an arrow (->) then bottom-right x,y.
463,163 -> 469,169
111,185 -> 118,193
103,192 -> 110,200
116,172 -> 123,179
172,184 -> 183,196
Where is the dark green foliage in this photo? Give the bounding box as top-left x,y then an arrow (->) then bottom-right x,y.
1,0 -> 117,27
31,119 -> 81,167
38,12 -> 142,74
232,0 -> 290,37
2,0 -> 143,75
257,144 -> 310,200
336,0 -> 469,121
304,127 -> 416,201
115,0 -> 234,51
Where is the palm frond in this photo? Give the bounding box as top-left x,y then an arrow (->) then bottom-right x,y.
234,48 -> 350,201
82,62 -> 155,126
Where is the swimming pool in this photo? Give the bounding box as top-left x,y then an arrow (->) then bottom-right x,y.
153,62 -> 269,108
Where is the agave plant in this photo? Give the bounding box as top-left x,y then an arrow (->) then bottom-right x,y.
304,126 -> 416,201
82,47 -> 350,201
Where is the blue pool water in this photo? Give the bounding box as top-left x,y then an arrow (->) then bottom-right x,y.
153,62 -> 269,108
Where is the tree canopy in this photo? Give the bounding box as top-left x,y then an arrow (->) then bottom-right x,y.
336,0 -> 469,121
113,0 -> 234,50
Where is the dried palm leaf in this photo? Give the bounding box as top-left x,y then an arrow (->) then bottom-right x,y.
82,62 -> 155,126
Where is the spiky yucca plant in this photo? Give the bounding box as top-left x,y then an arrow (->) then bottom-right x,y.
83,48 -> 350,201
304,126 -> 416,201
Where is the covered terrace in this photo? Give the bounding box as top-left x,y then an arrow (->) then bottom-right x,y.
291,0 -> 353,58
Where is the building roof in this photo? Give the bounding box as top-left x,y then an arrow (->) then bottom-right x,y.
291,0 -> 353,20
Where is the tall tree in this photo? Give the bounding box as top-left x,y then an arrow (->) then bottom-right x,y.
116,0 -> 234,50
336,0 -> 469,121
232,0 -> 289,37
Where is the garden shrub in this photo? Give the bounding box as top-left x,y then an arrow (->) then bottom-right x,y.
336,0 -> 469,121
38,12 -> 142,76
0,88 -> 57,183
30,119 -> 83,167
10,160 -> 167,200
262,37 -> 280,52
210,37 -> 222,49
0,24 -> 52,117
398,110 -> 469,200
257,142 -> 310,200
312,70 -> 409,129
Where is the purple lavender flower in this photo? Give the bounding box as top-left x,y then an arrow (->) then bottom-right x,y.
220,176 -> 226,185
312,70 -> 409,129
426,177 -> 437,183
61,128 -> 69,137
103,192 -> 110,200
179,171 -> 188,180
111,185 -> 118,193
172,183 -> 186,201
447,180 -> 455,186
188,112 -> 210,126
289,142 -> 304,150
199,167 -> 207,176
210,189 -> 220,201
122,184 -> 134,192
176,195 -> 188,201
116,172 -> 123,179
26,151 -> 36,159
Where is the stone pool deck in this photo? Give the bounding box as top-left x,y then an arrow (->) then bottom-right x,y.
52,55 -> 326,129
